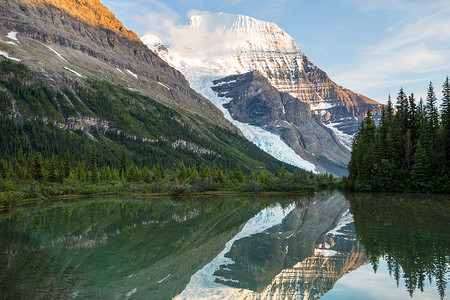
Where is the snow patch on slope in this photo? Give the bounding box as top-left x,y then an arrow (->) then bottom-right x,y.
47,46 -> 68,62
158,82 -> 170,90
127,69 -> 138,79
0,50 -> 21,62
324,122 -> 354,151
6,31 -> 19,43
63,67 -> 83,77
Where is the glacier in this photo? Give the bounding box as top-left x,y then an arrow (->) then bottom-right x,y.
197,75 -> 317,172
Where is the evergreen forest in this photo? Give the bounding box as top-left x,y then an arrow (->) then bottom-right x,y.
347,78 -> 450,193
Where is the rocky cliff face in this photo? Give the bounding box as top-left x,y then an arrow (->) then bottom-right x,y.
0,0 -> 234,131
212,72 -> 350,174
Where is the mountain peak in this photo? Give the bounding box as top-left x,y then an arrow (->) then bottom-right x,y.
20,0 -> 140,41
187,12 -> 287,37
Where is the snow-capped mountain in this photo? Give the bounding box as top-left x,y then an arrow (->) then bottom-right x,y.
142,12 -> 383,173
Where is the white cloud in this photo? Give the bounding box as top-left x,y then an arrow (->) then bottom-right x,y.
334,0 -> 450,98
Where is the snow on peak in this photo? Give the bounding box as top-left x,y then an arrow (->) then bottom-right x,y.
140,34 -> 166,52
187,12 -> 282,36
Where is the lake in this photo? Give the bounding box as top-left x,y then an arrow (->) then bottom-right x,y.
0,192 -> 448,299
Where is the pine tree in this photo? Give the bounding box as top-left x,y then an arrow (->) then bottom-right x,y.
159,163 -> 166,179
386,94 -> 394,123
16,147 -> 28,179
31,153 -> 44,181
411,139 -> 430,190
396,88 -> 409,129
441,77 -> 450,165
403,130 -> 413,170
178,161 -> 187,183
199,163 -> 208,179
6,178 -> 14,192
127,164 -> 135,182
280,164 -> 287,180
189,167 -> 198,182
89,144 -> 97,172
216,169 -> 225,186
48,156 -> 58,182
91,163 -> 99,183
425,82 -> 439,160
120,146 -> 127,177
64,150 -> 71,179
408,93 -> 419,145
234,164 -> 245,182
348,109 -> 377,189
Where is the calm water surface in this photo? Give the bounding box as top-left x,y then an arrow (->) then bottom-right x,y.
0,192 -> 448,299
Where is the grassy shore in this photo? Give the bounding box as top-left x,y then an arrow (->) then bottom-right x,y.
0,178 -> 331,211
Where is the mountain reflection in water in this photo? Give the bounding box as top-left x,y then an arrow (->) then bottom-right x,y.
0,192 -> 448,299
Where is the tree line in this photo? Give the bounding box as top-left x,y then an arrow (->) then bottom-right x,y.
0,144 -> 338,204
347,77 -> 450,192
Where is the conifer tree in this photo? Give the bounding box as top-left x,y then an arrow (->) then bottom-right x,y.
280,164 -> 287,180
31,153 -> 44,181
441,77 -> 450,165
91,163 -> 99,183
120,146 -> 127,177
386,94 -> 394,123
152,165 -> 160,181
48,156 -> 58,182
127,164 -> 136,182
425,82 -> 439,158
178,161 -> 187,183
234,164 -> 245,182
89,144 -> 97,172
408,93 -> 419,145
411,139 -> 430,190
199,163 -> 208,180
16,147 -> 27,179
216,169 -> 225,186
190,167 -> 198,182
159,163 -> 166,179
64,150 -> 71,179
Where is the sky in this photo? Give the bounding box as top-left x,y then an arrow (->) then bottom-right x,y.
102,0 -> 450,104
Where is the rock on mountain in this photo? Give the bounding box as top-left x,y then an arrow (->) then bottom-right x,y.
213,72 -> 350,175
143,12 -> 384,173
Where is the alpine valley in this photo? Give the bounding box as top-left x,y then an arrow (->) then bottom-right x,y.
0,0 -> 382,174
0,0 -> 301,173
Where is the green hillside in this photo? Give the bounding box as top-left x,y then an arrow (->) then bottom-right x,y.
0,59 -> 297,173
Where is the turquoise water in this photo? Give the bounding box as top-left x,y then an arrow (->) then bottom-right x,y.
0,192 -> 448,299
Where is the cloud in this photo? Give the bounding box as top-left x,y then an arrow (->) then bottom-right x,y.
102,0 -> 182,36
334,0 -> 450,96
142,10 -> 258,58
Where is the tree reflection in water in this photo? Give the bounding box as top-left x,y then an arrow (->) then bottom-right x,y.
348,193 -> 449,300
